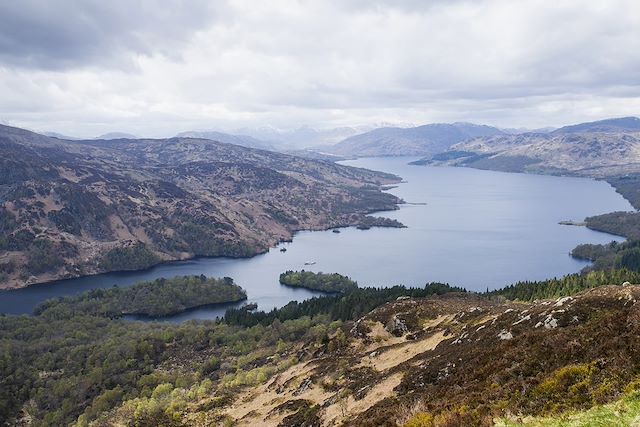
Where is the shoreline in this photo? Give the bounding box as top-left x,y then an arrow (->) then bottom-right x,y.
121,298 -> 249,322
0,206 -> 405,292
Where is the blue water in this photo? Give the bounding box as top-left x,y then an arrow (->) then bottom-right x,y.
0,157 -> 632,320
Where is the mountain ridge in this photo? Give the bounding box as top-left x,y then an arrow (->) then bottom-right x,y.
328,122 -> 506,157
411,117 -> 640,178
175,130 -> 276,151
552,116 -> 640,134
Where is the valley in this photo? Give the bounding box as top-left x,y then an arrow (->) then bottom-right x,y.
3,119 -> 640,427
0,156 -> 629,319
2,2 -> 639,425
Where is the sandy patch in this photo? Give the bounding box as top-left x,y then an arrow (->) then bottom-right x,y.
226,361 -> 333,426
422,314 -> 452,330
321,373 -> 403,426
359,330 -> 448,372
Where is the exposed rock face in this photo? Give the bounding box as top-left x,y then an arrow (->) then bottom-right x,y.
384,315 -> 408,337
0,124 -> 402,288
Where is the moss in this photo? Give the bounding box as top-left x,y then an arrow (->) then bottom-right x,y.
530,363 -> 598,412
625,378 -> 640,395
403,412 -> 434,427
496,393 -> 640,426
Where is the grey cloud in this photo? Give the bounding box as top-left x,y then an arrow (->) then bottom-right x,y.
0,0 -> 221,69
0,0 -> 638,137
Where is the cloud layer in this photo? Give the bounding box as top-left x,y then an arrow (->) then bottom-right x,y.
0,0 -> 638,138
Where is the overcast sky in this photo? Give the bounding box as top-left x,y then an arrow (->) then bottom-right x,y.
0,0 -> 638,138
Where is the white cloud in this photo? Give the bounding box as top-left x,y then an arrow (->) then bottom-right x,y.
0,0 -> 638,138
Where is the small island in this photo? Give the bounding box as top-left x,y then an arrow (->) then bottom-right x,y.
34,275 -> 247,318
356,216 -> 406,230
279,270 -> 358,293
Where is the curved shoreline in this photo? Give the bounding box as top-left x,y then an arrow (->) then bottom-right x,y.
0,209 -> 405,293
0,201 -> 404,291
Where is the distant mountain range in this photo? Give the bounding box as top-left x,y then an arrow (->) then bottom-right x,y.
412,117 -> 640,178
552,117 -> 640,134
43,131 -> 79,140
95,132 -> 138,140
40,116 -> 640,163
175,130 -> 276,151
235,125 -> 370,148
44,131 -> 139,141
327,122 -> 506,157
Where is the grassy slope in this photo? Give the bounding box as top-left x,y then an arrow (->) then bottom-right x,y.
496,393 -> 640,427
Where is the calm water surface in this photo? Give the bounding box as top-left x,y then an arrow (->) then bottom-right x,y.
0,157 -> 633,320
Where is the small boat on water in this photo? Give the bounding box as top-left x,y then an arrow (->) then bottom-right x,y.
332,229 -> 341,233
304,261 -> 316,266
280,247 -> 287,252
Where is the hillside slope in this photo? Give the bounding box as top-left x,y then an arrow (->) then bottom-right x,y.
214,286 -> 639,426
87,284 -> 640,426
4,273 -> 640,426
0,125 -> 401,288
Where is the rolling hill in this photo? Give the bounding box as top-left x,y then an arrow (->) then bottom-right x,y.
0,125 -> 401,289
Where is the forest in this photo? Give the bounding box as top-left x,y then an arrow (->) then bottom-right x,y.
0,304 -> 335,426
98,243 -> 161,273
571,239 -> 640,272
33,275 -> 247,318
279,270 -> 358,293
487,268 -> 640,301
225,282 -> 466,328
606,174 -> 640,210
584,211 -> 640,239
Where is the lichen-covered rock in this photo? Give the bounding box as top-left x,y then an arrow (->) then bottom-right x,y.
385,315 -> 408,337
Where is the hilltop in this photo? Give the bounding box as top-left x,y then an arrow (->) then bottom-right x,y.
0,125 -> 401,288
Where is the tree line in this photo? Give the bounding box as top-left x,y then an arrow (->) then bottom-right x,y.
279,270 -> 358,293
34,275 -> 246,318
